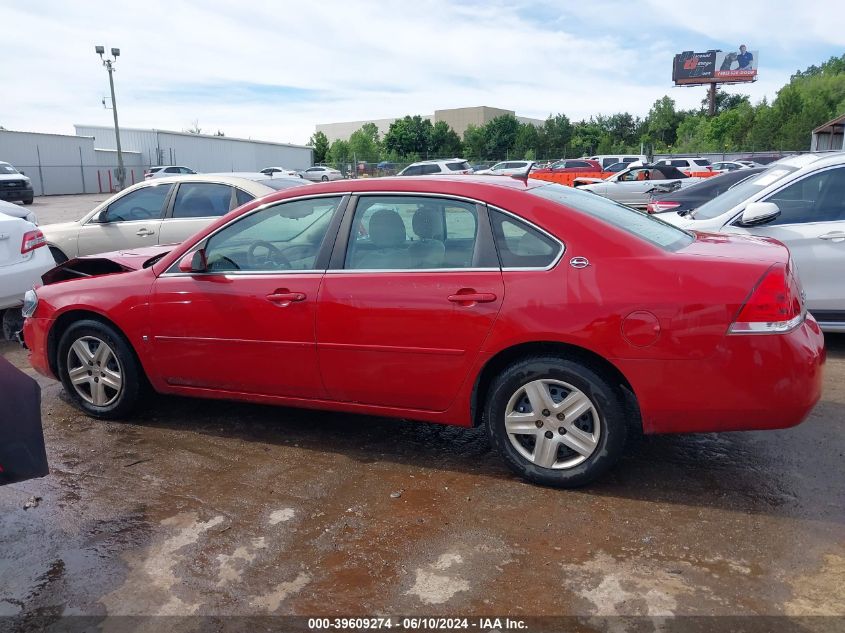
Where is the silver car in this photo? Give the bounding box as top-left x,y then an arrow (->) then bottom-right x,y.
662,153 -> 845,332
576,165 -> 703,209
300,166 -> 344,182
41,174 -> 309,262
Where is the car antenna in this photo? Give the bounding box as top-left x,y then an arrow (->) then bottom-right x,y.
511,161 -> 534,186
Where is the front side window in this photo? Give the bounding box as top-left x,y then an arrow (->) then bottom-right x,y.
489,209 -> 560,268
172,182 -> 234,218
102,184 -> 172,222
764,167 -> 845,225
345,196 -> 479,269
202,196 -> 343,272
402,165 -> 422,176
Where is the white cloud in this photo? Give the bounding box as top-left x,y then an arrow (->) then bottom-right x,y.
1,0 -> 841,144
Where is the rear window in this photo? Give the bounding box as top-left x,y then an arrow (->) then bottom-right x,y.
446,161 -> 471,171
531,183 -> 693,251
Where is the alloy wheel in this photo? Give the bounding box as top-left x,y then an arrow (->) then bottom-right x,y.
66,336 -> 123,407
504,379 -> 601,469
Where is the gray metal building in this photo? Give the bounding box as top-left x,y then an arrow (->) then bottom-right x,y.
74,125 -> 313,173
0,126 -> 312,196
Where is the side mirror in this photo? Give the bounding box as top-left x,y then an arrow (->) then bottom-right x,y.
739,202 -> 780,226
178,249 -> 207,273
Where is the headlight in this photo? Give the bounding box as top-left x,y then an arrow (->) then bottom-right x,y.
24,181 -> 33,190
22,289 -> 38,318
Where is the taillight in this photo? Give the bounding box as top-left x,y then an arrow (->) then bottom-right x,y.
21,230 -> 46,254
646,201 -> 681,214
729,262 -> 804,334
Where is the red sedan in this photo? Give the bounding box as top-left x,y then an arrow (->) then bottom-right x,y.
22,176 -> 824,487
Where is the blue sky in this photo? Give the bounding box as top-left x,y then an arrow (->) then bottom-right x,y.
1,0 -> 842,145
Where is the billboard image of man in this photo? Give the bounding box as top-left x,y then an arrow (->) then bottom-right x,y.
737,45 -> 753,69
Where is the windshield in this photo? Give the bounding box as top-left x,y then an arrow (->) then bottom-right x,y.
691,166 -> 797,220
0,164 -> 19,175
531,183 -> 693,251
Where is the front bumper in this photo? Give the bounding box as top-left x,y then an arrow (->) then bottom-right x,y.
619,315 -> 826,434
23,316 -> 53,379
0,187 -> 33,201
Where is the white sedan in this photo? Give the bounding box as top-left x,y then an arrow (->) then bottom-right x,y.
260,166 -> 302,178
474,160 -> 533,175
299,166 -> 344,182
0,214 -> 54,339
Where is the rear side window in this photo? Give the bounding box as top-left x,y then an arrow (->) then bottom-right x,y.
694,159 -> 711,167
489,209 -> 560,268
421,164 -> 442,174
172,182 -> 233,218
531,183 -> 693,251
446,161 -> 471,171
235,188 -> 254,206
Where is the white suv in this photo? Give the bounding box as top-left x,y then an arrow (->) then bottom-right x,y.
654,157 -> 712,174
473,160 -> 532,175
662,153 -> 845,332
398,159 -> 473,176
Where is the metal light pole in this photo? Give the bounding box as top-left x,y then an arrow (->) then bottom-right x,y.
95,45 -> 125,190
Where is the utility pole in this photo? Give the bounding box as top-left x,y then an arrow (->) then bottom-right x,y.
95,46 -> 125,190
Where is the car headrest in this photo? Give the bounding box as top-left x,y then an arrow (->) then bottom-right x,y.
412,206 -> 444,240
369,209 -> 406,247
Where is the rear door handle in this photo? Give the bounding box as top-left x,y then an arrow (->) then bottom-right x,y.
266,290 -> 307,306
819,231 -> 845,242
136,228 -> 155,237
448,292 -> 497,306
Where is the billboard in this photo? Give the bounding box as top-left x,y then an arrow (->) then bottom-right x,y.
673,48 -> 758,85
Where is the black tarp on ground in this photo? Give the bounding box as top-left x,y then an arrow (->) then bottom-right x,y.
0,355 -> 48,485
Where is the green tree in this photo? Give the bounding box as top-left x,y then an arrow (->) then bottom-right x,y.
326,139 -> 350,166
462,124 -> 486,159
539,114 -> 573,158
348,123 -> 381,162
429,121 -> 463,157
484,114 -> 520,159
514,122 -> 539,159
645,96 -> 683,148
308,131 -> 330,163
383,115 -> 433,157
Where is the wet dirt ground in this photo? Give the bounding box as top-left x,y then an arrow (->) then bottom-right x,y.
1,334 -> 843,630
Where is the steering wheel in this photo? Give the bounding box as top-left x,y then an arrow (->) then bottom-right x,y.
247,240 -> 291,269
129,206 -> 153,220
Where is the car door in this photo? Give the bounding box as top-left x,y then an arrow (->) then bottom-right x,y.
728,165 -> 845,315
316,194 -> 504,411
147,195 -> 347,398
612,168 -> 653,206
158,181 -> 237,245
76,183 -> 172,256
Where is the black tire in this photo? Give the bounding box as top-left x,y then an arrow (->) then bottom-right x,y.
56,319 -> 143,419
485,356 -> 628,488
321,175 -> 329,181
49,247 -> 68,264
23,198 -> 34,205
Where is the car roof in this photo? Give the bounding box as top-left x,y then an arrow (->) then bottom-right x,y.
255,175 -> 547,195
126,173 -> 278,194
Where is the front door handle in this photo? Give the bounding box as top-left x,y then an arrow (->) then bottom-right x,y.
266,290 -> 307,307
819,231 -> 845,242
448,291 -> 497,306
136,228 -> 155,237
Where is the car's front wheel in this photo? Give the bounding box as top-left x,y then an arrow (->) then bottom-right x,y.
321,175 -> 329,181
57,319 -> 142,419
485,356 -> 628,487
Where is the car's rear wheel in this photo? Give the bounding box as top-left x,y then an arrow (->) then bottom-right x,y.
57,320 -> 142,419
321,175 -> 329,181
485,356 -> 627,487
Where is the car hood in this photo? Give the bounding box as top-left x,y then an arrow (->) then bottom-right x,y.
0,173 -> 31,183
41,244 -> 173,285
